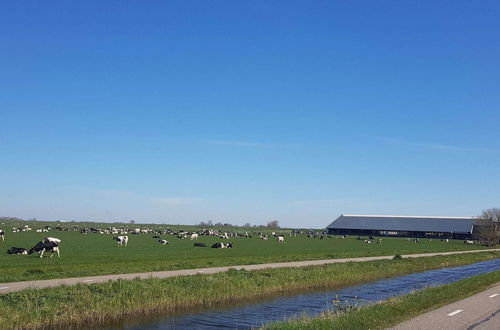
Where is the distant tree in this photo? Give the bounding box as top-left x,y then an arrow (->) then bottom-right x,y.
129,220 -> 135,225
481,208 -> 500,222
266,220 -> 280,228
244,222 -> 252,227
476,208 -> 500,246
207,220 -> 213,226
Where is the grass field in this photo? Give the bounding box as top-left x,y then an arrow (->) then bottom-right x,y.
266,270 -> 500,330
0,220 -> 488,282
0,252 -> 498,330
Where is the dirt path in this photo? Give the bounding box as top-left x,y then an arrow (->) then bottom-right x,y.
0,248 -> 498,294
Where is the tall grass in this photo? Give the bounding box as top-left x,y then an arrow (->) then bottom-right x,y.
0,251 -> 498,329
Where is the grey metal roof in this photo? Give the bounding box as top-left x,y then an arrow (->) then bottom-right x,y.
327,215 -> 475,234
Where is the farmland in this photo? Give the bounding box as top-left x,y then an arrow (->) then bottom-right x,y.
0,219 -> 487,283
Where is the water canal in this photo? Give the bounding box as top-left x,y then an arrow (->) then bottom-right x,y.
109,258 -> 500,329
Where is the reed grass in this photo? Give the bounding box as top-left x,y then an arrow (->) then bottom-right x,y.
0,251 -> 498,329
266,269 -> 500,329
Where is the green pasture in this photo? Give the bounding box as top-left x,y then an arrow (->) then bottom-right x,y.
0,221 -> 487,282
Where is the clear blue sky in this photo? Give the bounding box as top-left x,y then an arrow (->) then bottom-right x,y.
1,1 -> 499,228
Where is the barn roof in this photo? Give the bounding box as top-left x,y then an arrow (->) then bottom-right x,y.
326,214 -> 476,234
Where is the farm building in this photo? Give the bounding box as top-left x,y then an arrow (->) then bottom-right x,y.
326,214 -> 476,240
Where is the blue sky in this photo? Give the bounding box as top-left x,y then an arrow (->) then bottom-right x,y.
1,1 -> 499,228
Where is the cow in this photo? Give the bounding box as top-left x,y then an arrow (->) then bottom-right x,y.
464,240 -> 474,245
193,242 -> 206,247
190,233 -> 199,240
28,237 -> 61,258
211,242 -> 233,248
113,236 -> 128,247
7,247 -> 28,255
277,236 -> 285,243
0,229 -> 4,242
158,240 -> 169,245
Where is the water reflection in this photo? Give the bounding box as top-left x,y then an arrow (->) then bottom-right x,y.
114,258 -> 500,330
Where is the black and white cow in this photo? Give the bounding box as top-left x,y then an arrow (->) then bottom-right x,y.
7,247 -> 28,255
193,242 -> 206,247
0,229 -> 4,242
158,239 -> 169,245
113,236 -> 128,247
211,242 -> 233,249
28,237 -> 61,258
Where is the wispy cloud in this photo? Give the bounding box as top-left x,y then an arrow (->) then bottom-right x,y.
206,140 -> 273,147
152,197 -> 204,206
377,137 -> 496,153
294,199 -> 351,205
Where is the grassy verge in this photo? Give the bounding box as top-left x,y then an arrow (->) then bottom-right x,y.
0,251 -> 498,329
266,270 -> 500,330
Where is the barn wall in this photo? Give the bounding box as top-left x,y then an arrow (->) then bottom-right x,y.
326,228 -> 472,239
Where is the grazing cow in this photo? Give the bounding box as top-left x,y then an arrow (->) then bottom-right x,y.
193,242 -> 206,247
464,240 -> 474,245
7,247 -> 28,255
190,233 -> 199,240
28,237 -> 61,258
0,229 -> 4,242
277,236 -> 285,243
158,240 -> 169,245
211,242 -> 233,249
113,236 -> 128,247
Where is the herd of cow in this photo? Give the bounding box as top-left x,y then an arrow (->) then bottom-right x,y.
0,225 -> 296,258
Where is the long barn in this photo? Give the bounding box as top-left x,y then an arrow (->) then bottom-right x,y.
326,214 -> 476,240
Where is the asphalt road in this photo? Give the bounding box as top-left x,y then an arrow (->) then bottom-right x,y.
390,282 -> 500,330
0,248 -> 498,295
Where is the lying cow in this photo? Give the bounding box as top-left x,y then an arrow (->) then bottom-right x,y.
28,237 -> 61,258
464,240 -> 474,245
193,242 -> 206,247
211,242 -> 233,249
158,239 -> 169,245
7,247 -> 28,255
113,236 -> 128,247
